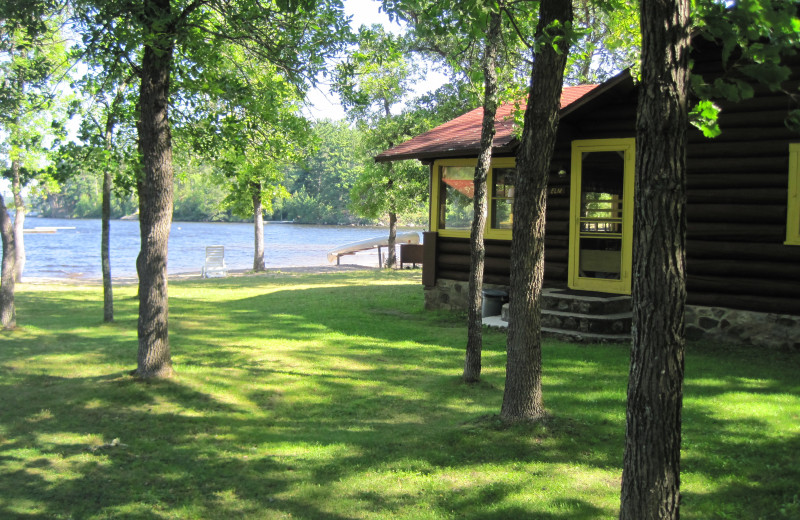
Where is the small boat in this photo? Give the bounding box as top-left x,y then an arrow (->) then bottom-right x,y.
327,232 -> 421,264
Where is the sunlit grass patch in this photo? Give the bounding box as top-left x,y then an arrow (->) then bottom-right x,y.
2,270 -> 798,519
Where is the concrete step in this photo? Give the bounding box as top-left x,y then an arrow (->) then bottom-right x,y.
481,316 -> 631,344
542,309 -> 632,335
492,288 -> 633,339
541,288 -> 632,315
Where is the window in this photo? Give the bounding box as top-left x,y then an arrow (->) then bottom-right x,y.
431,158 -> 516,239
491,168 -> 515,230
439,165 -> 475,230
786,144 -> 800,245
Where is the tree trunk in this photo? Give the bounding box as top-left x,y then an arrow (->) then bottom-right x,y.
464,8 -> 501,384
135,1 -> 176,379
619,0 -> 691,517
0,193 -> 17,329
252,182 -> 265,271
11,159 -> 25,283
500,0 -> 572,422
386,209 -> 397,268
102,112 -> 115,323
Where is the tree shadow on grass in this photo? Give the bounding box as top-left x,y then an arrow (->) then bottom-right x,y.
4,273 -> 799,518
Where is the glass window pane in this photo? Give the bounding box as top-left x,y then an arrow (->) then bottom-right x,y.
491,167 -> 515,230
440,166 -> 474,230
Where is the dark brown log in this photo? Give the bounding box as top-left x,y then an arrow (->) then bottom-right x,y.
485,257 -> 510,273
422,232 -> 438,287
547,220 -> 569,235
687,258 -> 800,280
688,292 -> 800,315
545,235 -> 569,249
688,156 -> 787,174
687,188 -> 786,204
687,204 -> 785,224
688,127 -> 796,144
687,223 -> 785,242
544,262 -> 567,280
548,197 -> 571,210
717,93 -> 800,113
687,240 -> 800,262
718,109 -> 794,128
687,274 -> 800,299
438,239 -> 510,257
546,209 -> 570,221
437,269 -> 468,282
484,273 -> 510,285
687,173 -> 787,189
687,140 -> 791,159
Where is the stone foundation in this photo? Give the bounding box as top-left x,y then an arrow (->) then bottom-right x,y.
685,305 -> 800,351
424,279 -> 508,311
425,279 -> 800,350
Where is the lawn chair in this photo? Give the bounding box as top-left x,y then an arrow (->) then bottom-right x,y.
202,245 -> 228,278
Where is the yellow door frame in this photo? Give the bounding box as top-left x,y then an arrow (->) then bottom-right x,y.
568,138 -> 635,295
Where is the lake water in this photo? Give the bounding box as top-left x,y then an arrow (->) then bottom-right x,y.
21,218 -> 421,280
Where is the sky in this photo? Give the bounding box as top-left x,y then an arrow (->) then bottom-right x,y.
302,0 -> 450,121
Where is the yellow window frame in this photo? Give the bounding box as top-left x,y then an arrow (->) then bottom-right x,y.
786,143 -> 800,246
430,157 -> 516,240
568,138 -> 635,295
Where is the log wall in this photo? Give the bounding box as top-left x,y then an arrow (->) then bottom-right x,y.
428,45 -> 800,316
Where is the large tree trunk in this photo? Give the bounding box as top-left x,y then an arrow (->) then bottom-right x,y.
0,193 -> 17,329
252,182 -> 265,271
11,159 -> 25,282
135,1 -> 176,379
464,8 -> 501,384
102,113 -> 115,323
500,0 -> 572,422
619,0 -> 691,517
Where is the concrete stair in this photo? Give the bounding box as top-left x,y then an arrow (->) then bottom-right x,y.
484,288 -> 632,343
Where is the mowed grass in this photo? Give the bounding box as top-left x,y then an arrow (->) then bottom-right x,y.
1,270 -> 798,519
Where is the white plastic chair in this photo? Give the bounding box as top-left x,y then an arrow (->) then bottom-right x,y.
202,245 -> 228,278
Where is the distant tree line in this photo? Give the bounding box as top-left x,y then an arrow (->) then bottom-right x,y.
28,119 -> 429,226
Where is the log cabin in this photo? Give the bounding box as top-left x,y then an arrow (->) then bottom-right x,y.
375,38 -> 800,349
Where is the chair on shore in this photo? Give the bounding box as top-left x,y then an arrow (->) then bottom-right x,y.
202,245 -> 228,278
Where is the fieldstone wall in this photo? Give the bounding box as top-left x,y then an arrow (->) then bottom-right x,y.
685,305 -> 800,351
426,279 -> 800,351
424,279 -> 508,311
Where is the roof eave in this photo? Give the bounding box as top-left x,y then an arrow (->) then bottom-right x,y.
375,142 -> 517,163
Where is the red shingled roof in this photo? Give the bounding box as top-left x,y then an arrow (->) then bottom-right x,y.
375,84 -> 598,163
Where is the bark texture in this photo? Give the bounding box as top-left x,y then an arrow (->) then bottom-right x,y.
0,194 -> 16,329
387,209 -> 397,268
253,182 -> 265,271
500,0 -> 572,422
11,159 -> 25,282
135,0 -> 175,379
102,112 -> 115,323
463,9 -> 501,383
619,0 -> 691,517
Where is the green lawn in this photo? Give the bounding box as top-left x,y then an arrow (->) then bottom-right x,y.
1,270 -> 798,519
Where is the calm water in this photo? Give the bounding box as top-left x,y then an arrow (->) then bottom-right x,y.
22,218 -> 420,280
